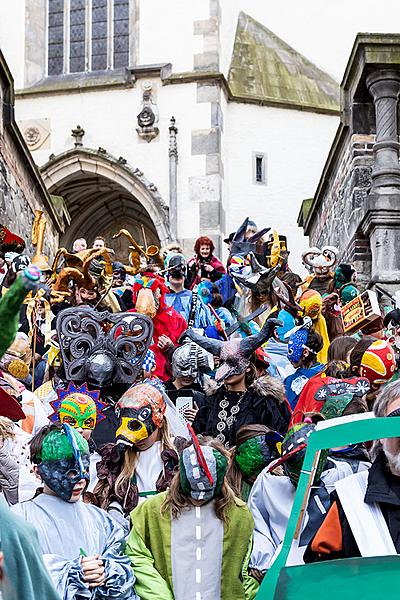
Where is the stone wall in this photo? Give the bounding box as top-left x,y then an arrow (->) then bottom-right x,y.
0,51 -> 64,260
302,35 -> 400,289
309,134 -> 374,249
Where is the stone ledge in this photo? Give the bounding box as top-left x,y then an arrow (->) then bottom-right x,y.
16,64 -> 173,97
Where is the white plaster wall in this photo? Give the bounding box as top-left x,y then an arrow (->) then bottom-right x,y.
219,0 -> 240,77
224,102 -> 339,274
138,0 -> 210,72
14,79 -> 211,240
0,0 -> 26,89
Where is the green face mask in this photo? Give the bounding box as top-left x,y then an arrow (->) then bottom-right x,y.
235,433 -> 281,481
281,423 -> 328,487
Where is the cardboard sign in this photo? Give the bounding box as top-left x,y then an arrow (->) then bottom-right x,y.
341,290 -> 381,334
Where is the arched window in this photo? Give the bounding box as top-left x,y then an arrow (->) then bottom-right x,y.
47,0 -> 130,77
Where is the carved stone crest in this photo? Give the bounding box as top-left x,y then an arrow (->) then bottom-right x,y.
136,81 -> 159,142
18,118 -> 51,150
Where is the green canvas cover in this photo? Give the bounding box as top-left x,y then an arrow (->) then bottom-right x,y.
273,556 -> 400,599
256,415 -> 400,599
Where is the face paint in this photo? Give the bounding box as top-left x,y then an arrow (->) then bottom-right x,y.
115,384 -> 166,446
58,393 -> 97,430
180,445 -> 228,502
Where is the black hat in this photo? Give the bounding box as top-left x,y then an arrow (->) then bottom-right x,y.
223,232 -> 235,244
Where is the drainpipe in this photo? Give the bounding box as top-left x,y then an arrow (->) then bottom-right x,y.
168,116 -> 178,241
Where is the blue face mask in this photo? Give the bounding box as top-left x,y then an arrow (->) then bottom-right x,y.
287,328 -> 309,364
37,454 -> 90,502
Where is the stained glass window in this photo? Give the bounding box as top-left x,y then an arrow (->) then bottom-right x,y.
48,0 -> 64,76
47,0 -> 131,76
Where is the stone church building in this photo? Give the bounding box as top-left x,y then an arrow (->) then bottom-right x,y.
0,1 -> 340,266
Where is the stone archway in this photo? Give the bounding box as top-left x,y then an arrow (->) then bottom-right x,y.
40,148 -> 171,257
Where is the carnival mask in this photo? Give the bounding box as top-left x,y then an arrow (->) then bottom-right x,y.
229,217 -> 270,264
301,246 -> 338,277
133,275 -> 168,318
286,317 -> 313,364
359,340 -> 396,385
235,431 -> 282,481
334,264 -> 357,289
115,383 -> 166,446
180,444 -> 228,502
11,254 -> 31,273
228,255 -> 249,277
50,384 -> 105,433
35,424 -> 90,502
57,307 -> 153,387
300,290 -> 323,320
197,280 -> 213,305
135,287 -> 158,318
59,393 -> 97,429
183,317 -> 282,383
172,342 -> 213,380
274,423 -> 328,487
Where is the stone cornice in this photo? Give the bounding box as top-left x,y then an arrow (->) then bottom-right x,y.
16,64 -> 341,115
361,206 -> 400,235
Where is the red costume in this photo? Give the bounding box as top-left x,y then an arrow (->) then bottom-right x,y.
130,274 -> 187,381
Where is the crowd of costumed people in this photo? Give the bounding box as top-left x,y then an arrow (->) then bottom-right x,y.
0,213 -> 400,600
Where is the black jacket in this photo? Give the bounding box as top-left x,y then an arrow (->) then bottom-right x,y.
193,384 -> 290,448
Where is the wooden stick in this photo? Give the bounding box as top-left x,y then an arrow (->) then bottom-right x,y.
31,315 -> 37,392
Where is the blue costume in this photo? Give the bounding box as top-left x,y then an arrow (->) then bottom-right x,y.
165,289 -> 214,329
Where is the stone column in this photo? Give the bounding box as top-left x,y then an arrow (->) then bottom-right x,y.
362,70 -> 400,287
168,116 -> 178,241
366,71 -> 400,191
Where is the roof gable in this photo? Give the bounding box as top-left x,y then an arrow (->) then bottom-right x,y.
228,12 -> 340,113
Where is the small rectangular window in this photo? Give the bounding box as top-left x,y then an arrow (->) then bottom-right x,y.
253,153 -> 267,185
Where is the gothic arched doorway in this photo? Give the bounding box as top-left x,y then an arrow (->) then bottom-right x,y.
41,148 -> 170,260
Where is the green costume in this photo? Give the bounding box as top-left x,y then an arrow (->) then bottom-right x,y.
0,497 -> 60,600
125,491 -> 258,600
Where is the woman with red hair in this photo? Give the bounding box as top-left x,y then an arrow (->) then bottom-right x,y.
187,236 -> 225,289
